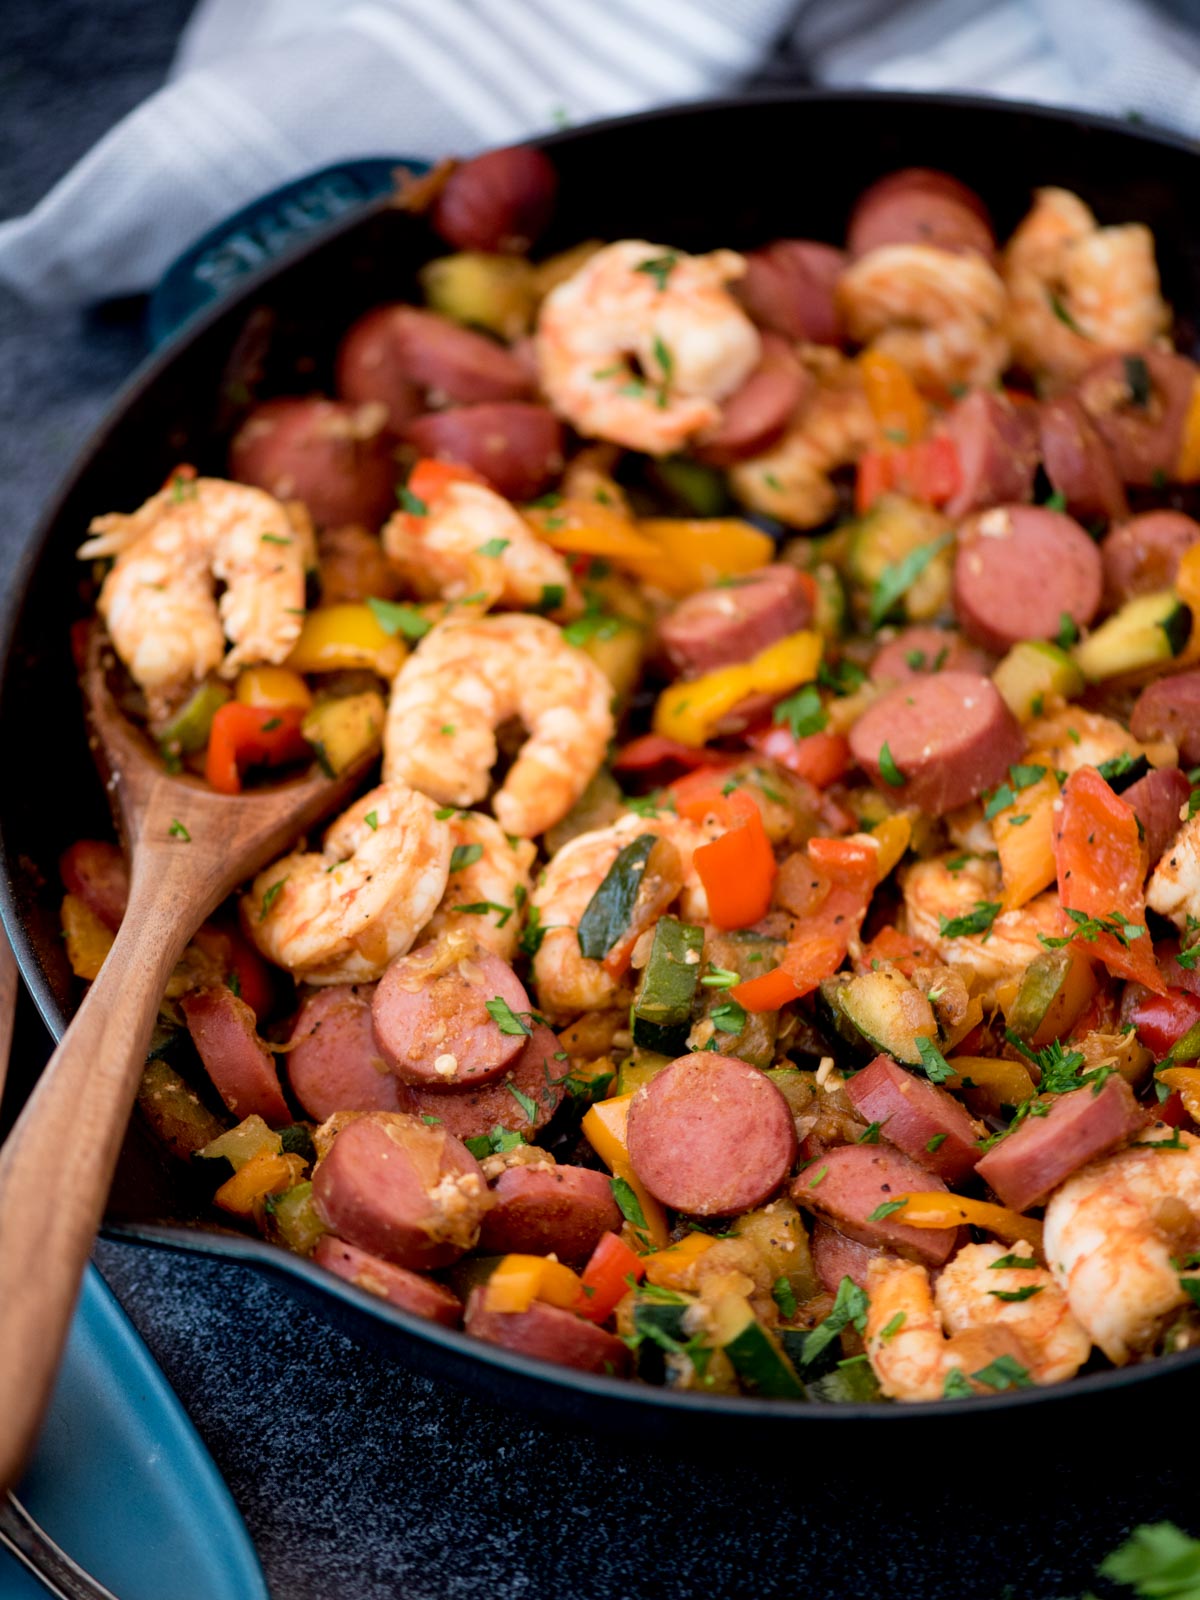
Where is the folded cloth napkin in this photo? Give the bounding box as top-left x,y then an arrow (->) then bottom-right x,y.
2,0 -> 1200,309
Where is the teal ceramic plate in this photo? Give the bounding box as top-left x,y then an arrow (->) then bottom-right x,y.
1,1266 -> 268,1600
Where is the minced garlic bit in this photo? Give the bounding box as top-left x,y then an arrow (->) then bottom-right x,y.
815,1055 -> 837,1087
433,1053 -> 459,1079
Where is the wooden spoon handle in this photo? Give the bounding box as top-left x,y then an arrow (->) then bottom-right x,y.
0,904 -> 191,1489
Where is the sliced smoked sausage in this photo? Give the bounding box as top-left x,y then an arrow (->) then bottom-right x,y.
849,671 -> 1023,816
626,1054 -> 797,1216
372,943 -> 531,1089
1131,672 -> 1200,766
810,1221 -> 887,1294
1123,765 -> 1191,868
844,1054 -> 984,1184
1102,511 -> 1200,606
941,391 -> 1038,519
868,626 -> 989,686
477,1164 -> 621,1266
953,504 -> 1102,652
975,1077 -> 1146,1211
181,984 -> 291,1126
1038,394 -> 1128,523
464,1286 -> 630,1375
791,1143 -> 958,1266
408,1022 -> 566,1142
735,240 -> 846,345
335,307 -> 424,431
692,335 -> 812,466
229,397 -> 397,528
60,840 -> 129,932
847,168 -> 994,259
314,1236 -> 463,1326
316,523 -> 404,605
403,402 -> 563,501
311,1111 -> 492,1269
1077,350 -> 1198,486
658,565 -> 813,679
286,984 -> 410,1122
431,146 -> 558,254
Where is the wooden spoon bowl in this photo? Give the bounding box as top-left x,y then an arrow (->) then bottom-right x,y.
0,625 -> 373,1487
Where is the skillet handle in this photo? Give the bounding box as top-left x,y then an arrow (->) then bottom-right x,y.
147,155 -> 428,347
0,902 -> 191,1490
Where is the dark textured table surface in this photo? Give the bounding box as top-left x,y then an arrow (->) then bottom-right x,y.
3,8 -> 1199,1599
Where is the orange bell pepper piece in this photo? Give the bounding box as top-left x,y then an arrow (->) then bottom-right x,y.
887,1193 -> 1044,1253
690,790 -> 777,930
1052,766 -> 1165,994
204,703 -> 309,795
407,457 -> 486,504
859,349 -> 929,444
575,1231 -> 645,1323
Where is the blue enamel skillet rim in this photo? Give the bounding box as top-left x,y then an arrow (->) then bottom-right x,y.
4,87 -> 1200,1436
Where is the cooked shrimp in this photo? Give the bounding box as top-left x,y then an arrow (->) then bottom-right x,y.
1043,1127 -> 1200,1363
837,244 -> 1010,392
246,780 -> 451,985
902,854 -> 1064,998
79,476 -> 308,710
1147,809 -> 1200,929
935,1241 -> 1090,1385
383,614 -> 614,838
865,1257 -> 1034,1403
535,240 -> 761,455
381,479 -> 579,615
531,810 -> 714,1016
727,348 -> 875,528
1027,706 -> 1173,776
419,810 -> 536,962
1004,187 -> 1169,387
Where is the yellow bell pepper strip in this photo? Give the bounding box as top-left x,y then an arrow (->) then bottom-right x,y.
989,764 -> 1061,911
888,1193 -> 1044,1253
1177,372 -> 1200,482
859,349 -> 929,445
653,630 -> 823,748
870,812 -> 911,881
1156,1066 -> 1200,1123
636,518 -> 775,594
581,1093 -> 671,1250
284,603 -> 407,680
213,1150 -> 306,1218
641,1231 -> 717,1290
483,1254 -> 584,1314
1172,543 -> 1200,668
61,892 -> 115,981
945,1055 -> 1037,1107
235,665 -> 313,711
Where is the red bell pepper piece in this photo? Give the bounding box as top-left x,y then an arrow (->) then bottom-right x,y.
575,1232 -> 644,1324
858,924 -> 935,980
1158,1090 -> 1188,1129
746,726 -> 851,789
205,703 -> 309,795
691,791 -> 777,931
407,457 -> 486,504
612,734 -> 736,775
856,436 -> 961,514
1052,767 -> 1166,995
1127,989 -> 1200,1061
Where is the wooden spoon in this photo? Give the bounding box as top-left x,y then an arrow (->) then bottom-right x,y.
0,627 -> 373,1488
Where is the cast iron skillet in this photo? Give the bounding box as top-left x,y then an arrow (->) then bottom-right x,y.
4,89 -> 1200,1445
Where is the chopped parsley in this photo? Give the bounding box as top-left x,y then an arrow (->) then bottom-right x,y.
1048,291 -> 1080,332
611,1175 -> 648,1232
773,684 -> 827,740
879,1311 -> 906,1342
1004,1031 -> 1111,1096
1042,490 -> 1067,512
989,1253 -> 1038,1271
1099,1521 -> 1200,1597
507,1083 -> 539,1121
794,1276 -> 869,1367
260,532 -> 292,546
818,658 -> 866,697
878,741 -> 906,788
258,878 -> 287,920
938,900 -> 1001,939
167,819 -> 191,841
856,1121 -> 886,1145
1124,353 -> 1151,408
869,536 -> 952,629
538,583 -> 565,612
942,1368 -> 974,1399
771,1277 -> 798,1319
925,1132 -> 948,1153
364,810 -> 378,831
397,486 -> 427,516
449,842 -> 484,874
635,252 -> 678,291
367,596 -> 431,640
518,906 -> 547,958
1055,611 -> 1080,650
711,1000 -> 747,1035
486,996 -> 532,1037
452,900 -> 513,927
652,335 -> 674,408
915,1035 -> 955,1085
970,1354 -> 1033,1391
1039,906 -> 1145,950
867,1199 -> 908,1223
701,966 -> 741,989
477,537 -> 510,558
988,1285 -> 1044,1303
463,1125 -> 527,1159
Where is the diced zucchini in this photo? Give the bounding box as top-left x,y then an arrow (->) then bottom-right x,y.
418,251 -> 536,339
847,496 -> 952,623
697,931 -> 783,1068
1004,948 -> 1098,1048
194,1115 -> 281,1191
992,640 -> 1084,722
156,678 -> 231,759
543,769 -> 625,857
710,1291 -> 808,1400
825,969 -> 938,1066
731,1199 -> 820,1306
1096,752 -> 1152,794
650,456 -> 730,516
263,1181 -> 328,1256
809,561 -> 847,638
577,832 -> 660,961
302,690 -> 386,776
443,1254 -> 507,1300
573,615 -> 646,700
808,1357 -> 884,1404
278,1123 -> 317,1167
631,1291 -> 694,1385
618,1051 -> 673,1096
1072,591 -> 1191,682
631,916 -> 704,1054
764,1066 -> 820,1122
136,1057 -> 227,1162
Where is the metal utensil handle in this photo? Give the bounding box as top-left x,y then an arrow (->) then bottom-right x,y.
0,1492 -> 121,1600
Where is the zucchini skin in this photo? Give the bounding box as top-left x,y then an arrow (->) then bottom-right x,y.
631,917 -> 704,1054
577,832 -> 659,961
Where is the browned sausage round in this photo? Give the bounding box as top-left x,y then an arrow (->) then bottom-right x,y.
1131,672 -> 1200,766
791,1143 -> 958,1266
847,168 -> 994,259
403,403 -> 564,501
335,307 -> 424,431
1101,511 -> 1200,606
229,397 -> 397,528
432,146 -> 558,254
286,984 -> 411,1122
940,391 -> 1038,518
844,1054 -> 983,1184
316,524 -> 404,605
338,305 -> 533,417
953,504 -> 1102,652
313,1236 -> 463,1326
626,1054 -> 796,1216
658,565 -> 812,679
849,672 -> 1024,816
810,1220 -> 886,1294
311,1111 -> 491,1269
735,241 -> 846,344
1077,350 -> 1198,485
1038,394 -> 1128,523
409,1022 -> 565,1141
868,626 -> 990,686
975,1077 -> 1146,1211
60,839 -> 129,932
477,1164 -> 621,1266
372,943 -> 531,1089
1123,765 -> 1191,868
692,335 -> 812,466
181,983 -> 291,1125
464,1286 -> 630,1375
